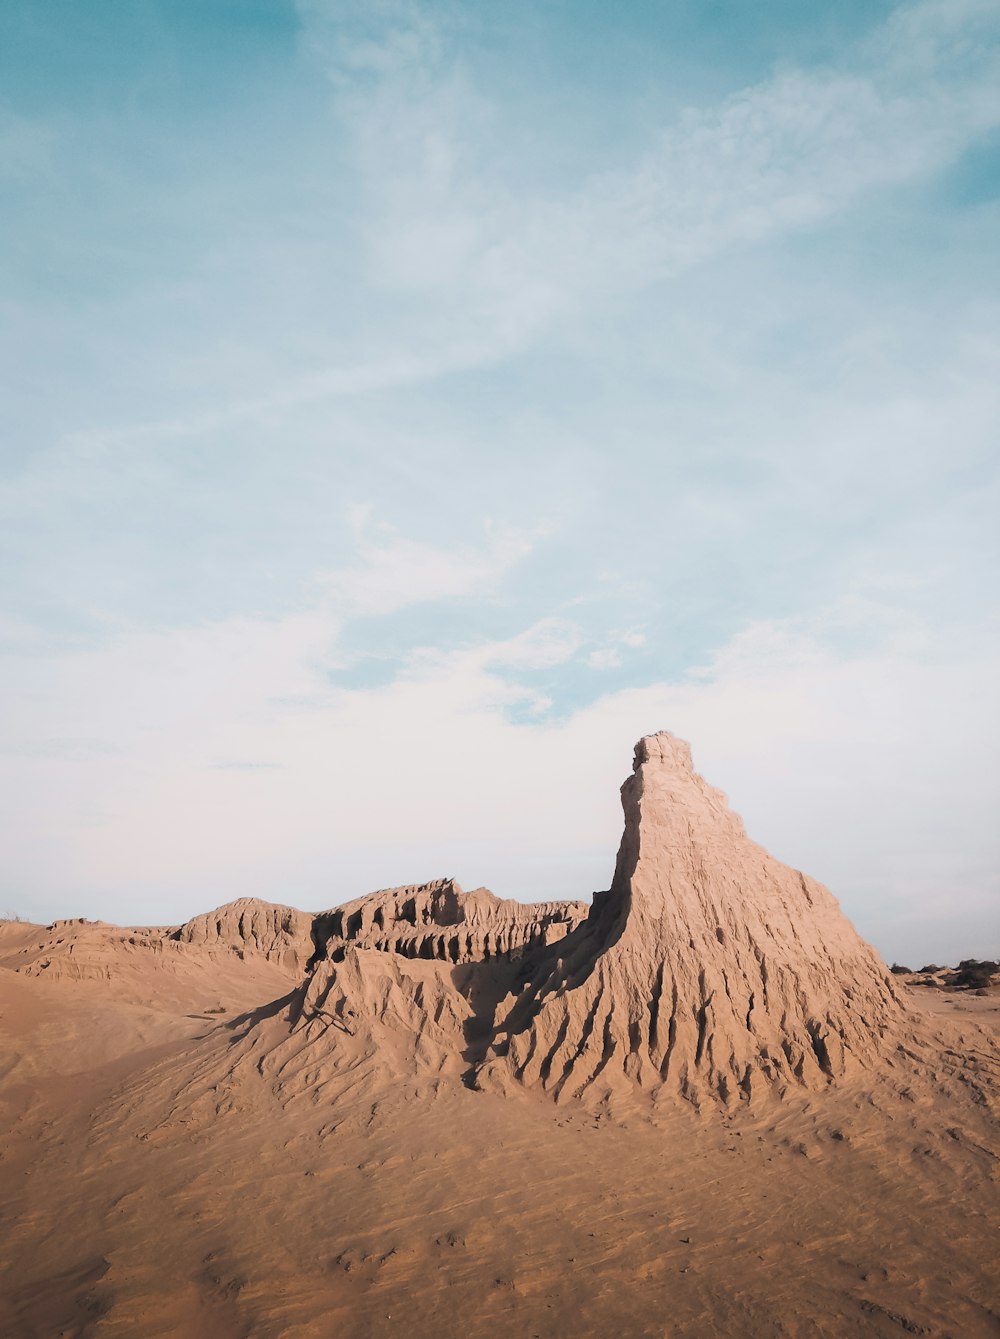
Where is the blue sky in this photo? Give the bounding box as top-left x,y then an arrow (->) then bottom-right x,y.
1,0 -> 998,963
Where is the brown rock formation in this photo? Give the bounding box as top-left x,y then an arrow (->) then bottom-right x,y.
200,733 -> 902,1117
0,910 -> 303,1012
310,878 -> 587,966
476,732 -> 903,1106
176,897 -> 315,972
210,882 -> 589,1107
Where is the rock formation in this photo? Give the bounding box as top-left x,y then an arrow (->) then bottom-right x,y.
176,898 -> 315,972
1,903 -> 306,1009
476,732 -> 902,1106
201,732 -> 902,1115
219,882 -> 589,1105
309,878 -> 587,966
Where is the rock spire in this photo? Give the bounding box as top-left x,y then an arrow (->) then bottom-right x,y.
476,732 -> 901,1105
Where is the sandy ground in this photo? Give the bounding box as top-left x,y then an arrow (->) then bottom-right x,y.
1,921 -> 998,1339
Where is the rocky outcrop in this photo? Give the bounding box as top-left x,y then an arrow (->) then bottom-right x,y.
309,879 -> 587,967
475,733 -> 902,1107
159,732 -> 904,1116
176,898 -> 315,973
209,882 -> 591,1106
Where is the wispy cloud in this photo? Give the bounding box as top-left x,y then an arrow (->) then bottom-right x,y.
320,518 -> 539,618
586,648 -> 623,671
27,0 -> 998,448
295,0 -> 1000,363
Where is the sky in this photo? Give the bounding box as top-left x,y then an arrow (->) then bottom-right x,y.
1,0 -> 998,964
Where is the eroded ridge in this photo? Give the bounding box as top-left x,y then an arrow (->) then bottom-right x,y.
176,898 -> 315,972
310,878 -> 587,967
187,882 -> 590,1108
124,733 -> 910,1117
474,732 -> 904,1108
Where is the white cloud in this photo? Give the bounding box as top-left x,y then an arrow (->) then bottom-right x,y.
320,521 -> 538,618
483,618 -> 581,671
587,648 -> 623,671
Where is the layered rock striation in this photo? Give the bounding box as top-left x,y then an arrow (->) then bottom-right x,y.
475,733 -> 902,1106
309,878 -> 587,967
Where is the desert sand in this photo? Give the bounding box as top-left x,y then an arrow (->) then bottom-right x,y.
1,733 -> 997,1338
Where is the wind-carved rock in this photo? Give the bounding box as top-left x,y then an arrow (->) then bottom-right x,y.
221,883 -> 589,1106
475,733 -> 903,1107
188,733 -> 903,1117
176,898 -> 315,973
310,879 -> 587,967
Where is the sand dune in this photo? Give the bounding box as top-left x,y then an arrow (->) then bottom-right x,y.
1,734 -> 997,1337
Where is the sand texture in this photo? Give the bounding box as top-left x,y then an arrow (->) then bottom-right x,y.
1,733 -> 997,1337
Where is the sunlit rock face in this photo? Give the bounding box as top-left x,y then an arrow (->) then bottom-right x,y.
476,732 -> 903,1107
205,732 -> 902,1116
310,878 -> 588,967
177,898 -> 315,973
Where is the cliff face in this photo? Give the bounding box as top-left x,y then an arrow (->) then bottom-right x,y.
475,733 -> 902,1106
